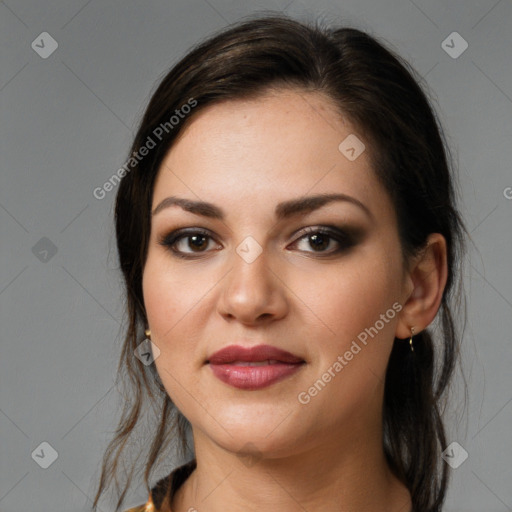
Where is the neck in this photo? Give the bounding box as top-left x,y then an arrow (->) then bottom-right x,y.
171,418 -> 411,512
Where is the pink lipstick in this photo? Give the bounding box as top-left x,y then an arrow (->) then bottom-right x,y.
207,344 -> 305,390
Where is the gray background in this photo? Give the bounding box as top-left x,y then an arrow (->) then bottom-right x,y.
1,0 -> 511,511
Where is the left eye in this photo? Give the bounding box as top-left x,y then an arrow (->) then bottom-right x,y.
290,227 -> 351,254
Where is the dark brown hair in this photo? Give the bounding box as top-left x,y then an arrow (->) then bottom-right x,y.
92,13 -> 468,512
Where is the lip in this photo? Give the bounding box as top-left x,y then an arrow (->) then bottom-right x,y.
207,344 -> 303,365
207,344 -> 305,390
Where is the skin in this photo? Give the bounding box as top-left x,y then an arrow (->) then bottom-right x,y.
142,88 -> 448,512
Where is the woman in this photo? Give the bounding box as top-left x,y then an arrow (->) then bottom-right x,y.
92,13 -> 467,512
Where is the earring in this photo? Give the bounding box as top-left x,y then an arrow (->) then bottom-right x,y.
144,329 -> 151,341
409,327 -> 415,352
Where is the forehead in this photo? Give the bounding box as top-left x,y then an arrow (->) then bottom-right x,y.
152,89 -> 393,224
166,88 -> 351,172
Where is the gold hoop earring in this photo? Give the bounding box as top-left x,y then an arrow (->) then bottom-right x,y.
409,327 -> 415,352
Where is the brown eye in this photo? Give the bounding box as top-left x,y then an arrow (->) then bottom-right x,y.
290,226 -> 357,255
158,229 -> 221,258
305,232 -> 331,251
183,234 -> 209,252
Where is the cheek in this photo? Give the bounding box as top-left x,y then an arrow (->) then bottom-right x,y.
293,250 -> 402,359
142,254 -> 205,335
142,257 -> 191,370
142,260 -> 201,409
296,257 -> 402,411
142,255 -> 214,379
142,262 -> 178,335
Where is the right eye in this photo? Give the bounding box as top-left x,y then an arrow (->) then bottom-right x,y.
158,228 -> 222,258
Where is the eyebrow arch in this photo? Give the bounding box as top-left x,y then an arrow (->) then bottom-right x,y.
152,193 -> 373,221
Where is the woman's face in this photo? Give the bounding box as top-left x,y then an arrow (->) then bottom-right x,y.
142,89 -> 412,458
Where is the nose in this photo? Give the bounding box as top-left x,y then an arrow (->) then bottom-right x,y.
217,245 -> 288,325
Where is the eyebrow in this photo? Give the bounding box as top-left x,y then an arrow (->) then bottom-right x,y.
151,193 -> 373,221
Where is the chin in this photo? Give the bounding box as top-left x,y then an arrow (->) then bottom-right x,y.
201,407 -> 304,457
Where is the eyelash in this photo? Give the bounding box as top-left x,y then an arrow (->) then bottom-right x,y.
157,226 -> 357,259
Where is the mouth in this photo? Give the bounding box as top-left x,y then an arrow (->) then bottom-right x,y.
206,344 -> 305,390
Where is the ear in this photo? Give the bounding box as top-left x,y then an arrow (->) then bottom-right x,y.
395,233 -> 448,339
